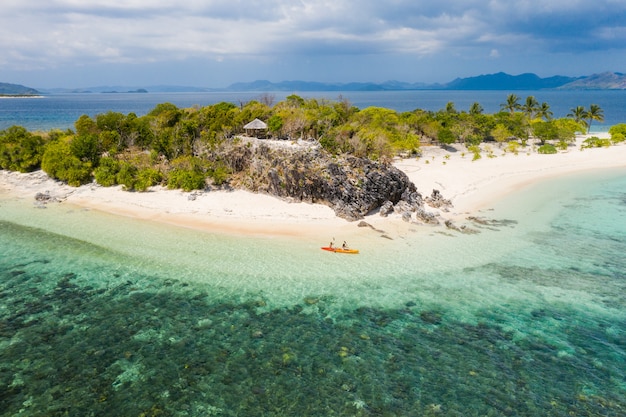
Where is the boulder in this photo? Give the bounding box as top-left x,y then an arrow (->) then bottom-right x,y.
415,208 -> 439,225
379,200 -> 394,217
425,189 -> 453,210
34,191 -> 58,204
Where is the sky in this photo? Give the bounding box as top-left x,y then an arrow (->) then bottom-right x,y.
2,0 -> 626,89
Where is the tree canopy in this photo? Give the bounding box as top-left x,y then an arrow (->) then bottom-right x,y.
0,94 -> 610,191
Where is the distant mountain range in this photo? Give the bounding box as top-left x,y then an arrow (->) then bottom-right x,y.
2,72 -> 625,95
223,72 -> 625,91
555,72 -> 626,89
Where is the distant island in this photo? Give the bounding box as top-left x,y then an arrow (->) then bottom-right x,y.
4,71 -> 626,95
0,82 -> 41,96
101,89 -> 148,94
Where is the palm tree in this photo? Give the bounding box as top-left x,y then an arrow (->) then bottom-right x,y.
469,102 -> 484,115
521,96 -> 539,120
586,104 -> 604,133
567,105 -> 588,131
537,102 -> 553,120
500,94 -> 521,114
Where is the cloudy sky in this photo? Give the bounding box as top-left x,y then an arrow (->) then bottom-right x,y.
2,0 -> 625,88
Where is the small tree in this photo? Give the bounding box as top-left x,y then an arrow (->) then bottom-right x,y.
437,128 -> 456,147
491,123 -> 511,147
267,115 -> 284,138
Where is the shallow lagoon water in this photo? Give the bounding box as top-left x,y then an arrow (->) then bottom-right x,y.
1,169 -> 625,416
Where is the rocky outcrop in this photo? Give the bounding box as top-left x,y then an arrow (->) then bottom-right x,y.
378,200 -> 395,217
227,142 -> 431,221
425,189 -> 453,211
415,208 -> 440,225
445,220 -> 479,234
34,191 -> 59,203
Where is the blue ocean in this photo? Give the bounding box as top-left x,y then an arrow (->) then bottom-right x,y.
1,91 -> 626,416
1,89 -> 626,132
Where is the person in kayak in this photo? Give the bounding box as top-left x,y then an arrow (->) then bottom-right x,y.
342,241 -> 349,249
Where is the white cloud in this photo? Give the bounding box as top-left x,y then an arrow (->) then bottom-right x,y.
1,0 -> 626,86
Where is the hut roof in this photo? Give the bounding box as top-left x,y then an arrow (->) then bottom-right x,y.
243,118 -> 268,129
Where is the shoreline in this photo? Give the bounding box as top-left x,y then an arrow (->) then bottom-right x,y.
1,133 -> 625,240
399,133 -> 626,218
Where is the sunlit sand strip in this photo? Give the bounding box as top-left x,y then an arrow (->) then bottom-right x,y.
1,133 -> 625,240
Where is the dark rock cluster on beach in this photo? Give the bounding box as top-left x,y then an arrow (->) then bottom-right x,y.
34,191 -> 59,203
226,142 -> 448,222
33,190 -> 60,208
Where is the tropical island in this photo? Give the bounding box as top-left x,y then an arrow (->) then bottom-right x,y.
1,93 -> 626,237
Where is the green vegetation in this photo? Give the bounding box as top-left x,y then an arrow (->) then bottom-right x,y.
0,95 -> 615,190
0,126 -> 46,172
581,137 -> 611,149
609,124 -> 626,144
567,104 -> 605,134
41,139 -> 92,186
538,144 -> 558,154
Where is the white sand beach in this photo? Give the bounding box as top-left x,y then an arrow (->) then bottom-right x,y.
1,134 -> 625,239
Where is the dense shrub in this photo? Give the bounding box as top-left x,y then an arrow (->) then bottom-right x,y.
538,144 -> 557,154
93,156 -> 120,186
581,137 -> 611,149
116,162 -> 139,190
611,133 -> 625,144
94,157 -> 162,191
608,123 -> 626,136
208,163 -> 230,186
167,169 -> 206,191
134,168 -> 163,191
41,140 -> 92,186
0,126 -> 46,172
609,124 -> 626,144
70,134 -> 101,165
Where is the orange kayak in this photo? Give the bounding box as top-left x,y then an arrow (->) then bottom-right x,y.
321,246 -> 359,254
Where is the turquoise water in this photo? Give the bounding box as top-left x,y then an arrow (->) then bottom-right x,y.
1,169 -> 625,416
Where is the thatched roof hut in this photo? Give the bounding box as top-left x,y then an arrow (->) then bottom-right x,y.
243,118 -> 268,138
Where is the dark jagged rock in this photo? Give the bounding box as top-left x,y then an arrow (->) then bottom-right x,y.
379,201 -> 394,217
230,143 -> 419,221
34,191 -> 58,204
393,200 -> 415,214
401,189 -> 424,206
425,189 -> 453,211
445,220 -> 479,234
467,216 -> 518,228
415,208 -> 440,225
